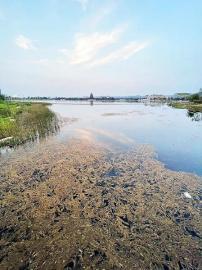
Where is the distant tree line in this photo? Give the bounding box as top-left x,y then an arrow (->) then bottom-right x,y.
25,96 -> 117,101
188,89 -> 202,103
1,88 -> 202,103
0,94 -> 5,101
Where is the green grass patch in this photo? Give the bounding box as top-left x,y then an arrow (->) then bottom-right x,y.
169,102 -> 202,112
0,101 -> 58,147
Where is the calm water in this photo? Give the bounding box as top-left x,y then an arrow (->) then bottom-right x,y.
51,102 -> 202,176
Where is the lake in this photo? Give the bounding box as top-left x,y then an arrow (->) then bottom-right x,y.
51,101 -> 202,176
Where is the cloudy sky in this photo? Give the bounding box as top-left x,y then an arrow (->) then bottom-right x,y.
0,0 -> 201,97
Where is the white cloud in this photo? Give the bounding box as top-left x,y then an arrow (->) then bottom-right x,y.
88,41 -> 149,67
65,27 -> 123,65
60,26 -> 149,67
74,0 -> 89,11
58,48 -> 70,56
15,35 -> 37,50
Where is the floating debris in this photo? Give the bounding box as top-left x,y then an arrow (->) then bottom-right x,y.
184,192 -> 192,199
0,136 -> 13,143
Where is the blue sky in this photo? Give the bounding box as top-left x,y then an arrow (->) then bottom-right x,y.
0,0 -> 201,97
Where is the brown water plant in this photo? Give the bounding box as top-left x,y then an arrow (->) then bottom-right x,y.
0,139 -> 201,269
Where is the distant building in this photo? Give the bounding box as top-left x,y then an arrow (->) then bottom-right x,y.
90,93 -> 94,99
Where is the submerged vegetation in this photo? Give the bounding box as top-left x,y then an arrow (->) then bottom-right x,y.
0,140 -> 201,269
0,101 -> 58,147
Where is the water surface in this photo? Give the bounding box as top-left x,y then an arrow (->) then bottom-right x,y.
51,102 -> 202,175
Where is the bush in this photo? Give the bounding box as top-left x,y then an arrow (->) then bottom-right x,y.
0,94 -> 5,101
188,93 -> 200,102
188,89 -> 202,102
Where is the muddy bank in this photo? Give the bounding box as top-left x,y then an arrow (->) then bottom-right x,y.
0,139 -> 201,269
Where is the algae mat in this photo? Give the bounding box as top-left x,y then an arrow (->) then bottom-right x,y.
0,139 -> 201,269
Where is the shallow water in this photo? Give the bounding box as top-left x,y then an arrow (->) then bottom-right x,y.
50,101 -> 202,175
0,102 -> 201,269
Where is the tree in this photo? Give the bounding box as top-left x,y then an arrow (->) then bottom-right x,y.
189,93 -> 199,102
0,89 -> 5,100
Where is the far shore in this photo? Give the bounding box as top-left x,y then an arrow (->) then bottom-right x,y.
169,101 -> 202,112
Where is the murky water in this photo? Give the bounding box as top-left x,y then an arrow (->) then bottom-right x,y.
50,101 -> 202,175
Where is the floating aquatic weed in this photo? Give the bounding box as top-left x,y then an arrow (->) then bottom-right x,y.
104,167 -> 121,177
0,140 -> 201,269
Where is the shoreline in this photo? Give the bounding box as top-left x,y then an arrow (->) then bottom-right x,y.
169,101 -> 202,112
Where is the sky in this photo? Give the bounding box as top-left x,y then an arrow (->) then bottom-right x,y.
0,0 -> 202,97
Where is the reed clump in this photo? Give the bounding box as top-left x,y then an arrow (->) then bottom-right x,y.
0,101 -> 58,146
